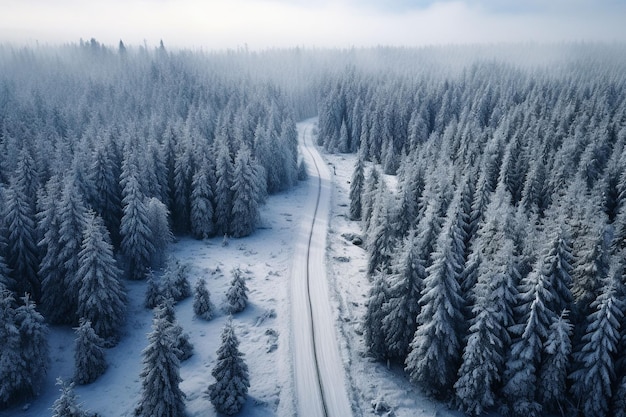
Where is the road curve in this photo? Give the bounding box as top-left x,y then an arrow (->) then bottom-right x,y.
291,119 -> 353,417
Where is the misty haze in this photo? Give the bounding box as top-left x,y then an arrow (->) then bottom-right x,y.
0,2 -> 625,417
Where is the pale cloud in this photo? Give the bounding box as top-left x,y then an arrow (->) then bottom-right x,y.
1,0 -> 624,49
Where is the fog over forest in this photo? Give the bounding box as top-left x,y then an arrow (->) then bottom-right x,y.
0,34 -> 625,417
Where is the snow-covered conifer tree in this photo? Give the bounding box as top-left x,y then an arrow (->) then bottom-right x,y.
367,181 -> 395,275
361,166 -> 380,230
193,277 -> 215,320
145,197 -> 173,269
0,287 -> 21,407
538,311 -> 572,415
73,319 -> 107,385
77,213 -> 126,344
136,306 -> 186,417
226,267 -> 248,314
120,166 -> 155,280
569,263 -> 623,417
88,142 -> 122,248
12,294 -> 49,403
3,178 -> 39,301
161,259 -> 191,302
160,297 -> 194,361
349,154 -> 365,221
190,158 -> 215,239
214,136 -> 233,236
209,318 -> 250,415
381,231 -> 423,359
144,269 -> 163,309
364,272 -> 390,360
56,176 -> 90,323
230,144 -> 262,238
405,190 -> 465,399
501,255 -> 557,417
51,378 -> 89,417
454,238 -> 519,416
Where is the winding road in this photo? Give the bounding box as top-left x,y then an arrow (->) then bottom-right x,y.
291,119 -> 353,417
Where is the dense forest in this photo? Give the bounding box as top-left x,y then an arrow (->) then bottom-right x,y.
0,39 -> 298,409
1,41 -> 626,417
318,46 -> 626,417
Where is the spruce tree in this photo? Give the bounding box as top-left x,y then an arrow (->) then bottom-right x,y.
160,297 -> 194,361
364,272 -> 390,360
120,167 -> 155,280
57,176 -> 90,323
230,145 -> 262,238
136,306 -> 186,417
51,378 -> 89,417
454,239 -> 519,416
0,287 -> 22,407
3,179 -> 40,301
193,277 -> 215,320
569,263 -> 623,417
12,294 -> 49,403
501,258 -> 557,417
349,154 -> 365,221
214,136 -> 233,236
226,267 -> 248,314
88,142 -> 122,248
77,213 -> 126,344
73,319 -> 107,385
405,190 -> 465,399
144,269 -> 163,309
381,231 -> 423,359
190,159 -> 215,239
366,181 -> 395,275
145,197 -> 173,269
161,259 -> 191,302
38,175 -> 70,323
538,311 -> 572,416
209,318 -> 250,415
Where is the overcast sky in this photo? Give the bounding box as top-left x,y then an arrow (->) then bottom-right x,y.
2,0 -> 625,50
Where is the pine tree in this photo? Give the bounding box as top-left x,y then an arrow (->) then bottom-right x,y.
501,256 -> 557,417
88,142 -> 122,248
190,159 -> 215,239
161,259 -> 191,302
3,178 -> 40,301
144,269 -> 163,309
214,136 -> 233,236
569,263 -> 623,417
193,277 -> 215,320
230,145 -> 262,238
12,294 -> 49,403
77,213 -> 126,345
120,167 -> 155,280
160,297 -> 194,361
0,286 -> 22,407
51,378 -> 89,417
145,197 -> 173,269
405,190 -> 465,399
209,318 -> 250,415
381,231 -> 424,359
226,267 -> 248,314
538,311 -> 572,416
367,181 -> 395,275
364,272 -> 390,360
361,166 -> 380,230
349,154 -> 365,221
38,175 -> 70,324
172,139 -> 194,233
73,319 -> 107,385
56,176 -> 90,323
136,306 -> 186,417
454,239 -> 519,416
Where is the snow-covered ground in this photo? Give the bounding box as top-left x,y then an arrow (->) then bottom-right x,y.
1,118 -> 455,417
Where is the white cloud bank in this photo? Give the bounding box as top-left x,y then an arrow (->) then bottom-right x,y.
1,0 -> 625,49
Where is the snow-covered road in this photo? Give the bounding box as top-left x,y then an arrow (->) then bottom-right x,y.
291,119 -> 353,417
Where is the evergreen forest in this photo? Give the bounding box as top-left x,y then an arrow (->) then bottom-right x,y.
1,40 -> 626,417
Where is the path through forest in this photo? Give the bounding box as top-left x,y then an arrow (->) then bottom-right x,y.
291,119 -> 353,417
